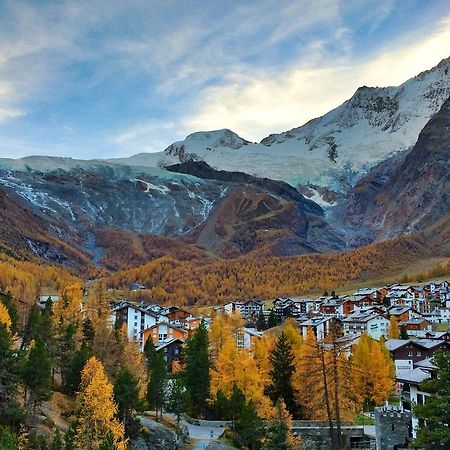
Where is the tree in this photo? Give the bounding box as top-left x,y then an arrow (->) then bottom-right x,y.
143,338 -> 156,370
414,351 -> 450,449
0,293 -> 17,334
267,310 -> 279,329
75,357 -> 126,450
211,337 -> 273,418
388,316 -> 400,339
146,352 -> 167,419
264,400 -> 294,450
166,376 -> 190,429
266,332 -> 297,416
65,343 -> 91,394
22,337 -> 52,413
0,304 -> 11,331
400,325 -> 409,340
235,400 -> 264,450
0,323 -> 24,427
21,305 -> 42,348
183,321 -> 210,417
114,368 -> 140,438
256,311 -> 266,331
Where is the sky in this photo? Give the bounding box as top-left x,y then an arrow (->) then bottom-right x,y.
0,0 -> 450,159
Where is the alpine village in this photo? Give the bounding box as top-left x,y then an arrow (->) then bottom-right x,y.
1,2 -> 450,450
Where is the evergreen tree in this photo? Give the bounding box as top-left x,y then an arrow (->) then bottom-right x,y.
57,323 -> 77,388
183,321 -> 210,417
82,319 -> 95,347
235,400 -> 264,450
266,332 -> 297,416
22,337 -> 52,412
331,290 -> 338,299
146,352 -> 167,419
229,385 -> 246,431
143,338 -> 156,369
256,311 -> 266,331
400,325 -> 409,340
21,305 -> 42,348
213,390 -> 231,420
0,292 -> 19,335
65,343 -> 91,394
0,323 -> 24,426
166,376 -> 190,428
114,368 -> 140,438
267,310 -> 279,329
414,351 -> 450,449
264,400 -> 294,450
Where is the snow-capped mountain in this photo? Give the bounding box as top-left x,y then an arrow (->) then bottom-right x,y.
112,57 -> 450,200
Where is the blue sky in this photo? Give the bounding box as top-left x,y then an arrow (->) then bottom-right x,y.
0,0 -> 449,159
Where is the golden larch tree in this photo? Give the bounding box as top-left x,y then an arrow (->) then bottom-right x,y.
0,303 -> 11,331
388,316 -> 400,339
75,356 -> 126,450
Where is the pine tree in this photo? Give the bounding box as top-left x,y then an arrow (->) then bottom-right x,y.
21,305 -> 42,348
75,357 -> 126,450
183,320 -> 210,417
146,352 -> 167,419
114,368 -> 140,438
0,323 -> 24,426
65,343 -> 91,394
266,332 -> 297,416
267,310 -> 279,329
400,325 -> 409,340
235,400 -> 264,450
143,338 -> 156,369
414,351 -> 450,449
166,376 -> 190,428
22,337 -> 52,413
256,311 -> 266,331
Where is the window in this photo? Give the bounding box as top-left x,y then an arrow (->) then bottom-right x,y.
408,351 -> 413,357
159,333 -> 167,341
417,351 -> 421,356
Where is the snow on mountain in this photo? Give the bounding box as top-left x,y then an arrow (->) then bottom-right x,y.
117,57 -> 450,195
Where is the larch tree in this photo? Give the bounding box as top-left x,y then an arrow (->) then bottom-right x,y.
75,356 -> 126,450
0,302 -> 12,332
388,316 -> 400,339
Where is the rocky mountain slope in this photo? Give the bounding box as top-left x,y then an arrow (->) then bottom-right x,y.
112,57 -> 450,200
340,95 -> 450,247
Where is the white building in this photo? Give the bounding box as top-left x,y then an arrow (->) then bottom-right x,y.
341,312 -> 390,340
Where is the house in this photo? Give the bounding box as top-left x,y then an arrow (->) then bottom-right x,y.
240,300 -> 264,320
236,327 -> 263,351
164,306 -> 192,325
320,297 -> 355,318
414,330 -> 450,341
130,282 -> 146,291
423,280 -> 449,300
154,338 -> 184,372
341,312 -> 390,340
298,316 -> 333,341
398,318 -> 432,337
141,322 -> 189,349
111,300 -> 167,344
38,294 -> 60,308
388,306 -> 413,322
353,288 -> 382,301
397,357 -> 437,438
385,339 -> 450,374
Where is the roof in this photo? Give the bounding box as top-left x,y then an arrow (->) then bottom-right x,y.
399,318 -> 430,326
414,357 -> 437,370
154,338 -> 185,351
396,367 -> 431,385
385,339 -> 409,351
111,301 -> 160,318
341,312 -> 387,323
298,317 -> 331,326
389,306 -> 411,315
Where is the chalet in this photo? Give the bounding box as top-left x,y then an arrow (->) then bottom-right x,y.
320,297 -> 355,318
424,307 -> 450,325
111,301 -> 167,344
154,338 -> 184,372
146,304 -> 165,315
130,282 -> 146,291
236,327 -> 263,351
397,361 -> 434,438
398,318 -> 432,337
351,294 -> 381,308
272,298 -> 302,321
38,294 -> 60,308
414,330 -> 450,341
388,306 -> 413,322
341,312 -> 389,340
298,316 -> 333,341
385,338 -> 450,373
353,288 -> 382,301
164,306 -> 192,325
141,322 -> 189,349
423,280 -> 449,300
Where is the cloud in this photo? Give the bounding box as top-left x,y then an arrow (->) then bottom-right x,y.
182,14 -> 450,142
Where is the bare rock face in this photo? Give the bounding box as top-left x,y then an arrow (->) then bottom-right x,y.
340,95 -> 450,245
131,421 -> 180,450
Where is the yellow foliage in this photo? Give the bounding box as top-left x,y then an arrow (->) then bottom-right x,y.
388,316 -> 400,339
0,303 -> 11,331
75,357 -> 126,450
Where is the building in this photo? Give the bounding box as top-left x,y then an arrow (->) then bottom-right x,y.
398,318 -> 432,337
221,300 -> 264,320
385,339 -> 449,374
111,300 -> 167,344
341,312 -> 389,340
388,306 -> 413,322
141,322 -> 189,349
164,306 -> 192,325
236,327 -> 263,350
154,338 -> 184,372
38,294 -> 60,308
298,316 -> 333,341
